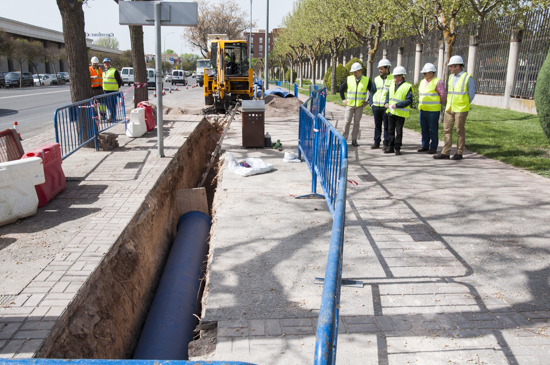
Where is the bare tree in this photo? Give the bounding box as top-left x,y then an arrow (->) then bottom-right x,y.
11,38 -> 31,88
26,40 -> 45,84
0,31 -> 14,67
44,47 -> 62,83
183,0 -> 254,57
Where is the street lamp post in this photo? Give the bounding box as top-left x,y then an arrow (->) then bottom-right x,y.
163,32 -> 175,75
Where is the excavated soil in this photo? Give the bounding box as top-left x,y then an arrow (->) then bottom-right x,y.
38,118 -> 223,359
264,95 -> 302,118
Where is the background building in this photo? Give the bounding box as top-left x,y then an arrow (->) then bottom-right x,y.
0,16 -> 123,73
244,28 -> 280,59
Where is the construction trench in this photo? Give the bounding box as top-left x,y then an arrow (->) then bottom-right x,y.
27,95 -> 302,360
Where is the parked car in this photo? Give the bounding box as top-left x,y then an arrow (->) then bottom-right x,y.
164,74 -> 172,83
50,74 -> 65,85
0,71 -> 5,88
120,67 -> 134,85
33,74 -> 54,86
5,72 -> 34,87
57,72 -> 69,83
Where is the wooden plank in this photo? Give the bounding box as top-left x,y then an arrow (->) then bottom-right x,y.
176,187 -> 209,217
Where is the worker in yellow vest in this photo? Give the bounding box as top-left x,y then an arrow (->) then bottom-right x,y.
103,58 -> 123,123
369,59 -> 392,150
89,56 -> 103,97
339,62 -> 373,146
384,66 -> 412,155
434,55 -> 476,160
417,63 -> 446,154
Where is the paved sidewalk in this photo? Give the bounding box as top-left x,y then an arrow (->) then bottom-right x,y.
193,100 -> 550,364
0,110 -> 202,358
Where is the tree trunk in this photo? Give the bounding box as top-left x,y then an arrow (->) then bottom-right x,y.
290,61 -> 294,84
331,54 -> 338,95
299,59 -> 303,88
56,0 -> 91,102
366,51 -> 374,79
130,25 -> 148,108
310,57 -> 317,85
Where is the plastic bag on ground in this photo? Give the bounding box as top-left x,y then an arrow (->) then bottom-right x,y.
283,152 -> 301,163
225,152 -> 274,176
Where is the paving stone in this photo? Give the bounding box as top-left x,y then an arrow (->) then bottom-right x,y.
375,316 -> 396,332
0,323 -> 22,340
249,320 -> 265,336
0,340 -> 25,358
13,339 -> 44,358
282,318 -> 313,327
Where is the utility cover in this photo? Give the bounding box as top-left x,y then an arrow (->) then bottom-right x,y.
119,1 -> 198,26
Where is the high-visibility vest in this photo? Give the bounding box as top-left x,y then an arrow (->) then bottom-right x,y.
372,74 -> 392,107
89,66 -> 103,88
386,80 -> 412,118
446,72 -> 473,112
419,77 -> 441,112
346,75 -> 370,107
103,67 -> 119,91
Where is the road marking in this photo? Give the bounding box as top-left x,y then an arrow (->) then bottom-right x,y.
0,89 -> 70,100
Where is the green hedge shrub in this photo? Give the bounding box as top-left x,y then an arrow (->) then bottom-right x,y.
535,49 -> 550,142
325,64 -> 348,92
285,68 -> 297,83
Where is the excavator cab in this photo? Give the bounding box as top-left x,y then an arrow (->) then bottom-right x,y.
205,40 -> 253,111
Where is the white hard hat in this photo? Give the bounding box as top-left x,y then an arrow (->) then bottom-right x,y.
350,62 -> 363,72
421,63 -> 437,73
393,66 -> 407,76
91,56 -> 99,64
448,55 -> 464,66
378,59 -> 391,68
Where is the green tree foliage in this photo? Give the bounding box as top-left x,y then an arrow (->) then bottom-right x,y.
535,49 -> 550,142
323,65 -> 332,86
93,37 -> 120,49
180,53 -> 200,71
285,68 -> 297,82
325,64 -> 348,92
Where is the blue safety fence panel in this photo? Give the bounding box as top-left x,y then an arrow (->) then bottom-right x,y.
94,92 -> 127,134
309,87 -> 327,117
313,115 -> 347,216
314,158 -> 347,365
297,92 -> 348,365
54,92 -> 127,160
298,97 -> 316,174
53,97 -> 97,160
0,360 -> 257,365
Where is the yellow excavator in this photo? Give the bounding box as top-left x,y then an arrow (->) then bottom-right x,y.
203,39 -> 253,111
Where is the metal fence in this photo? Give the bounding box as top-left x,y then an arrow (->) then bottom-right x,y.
475,15 -> 517,94
54,92 -> 127,159
512,7 -> 550,99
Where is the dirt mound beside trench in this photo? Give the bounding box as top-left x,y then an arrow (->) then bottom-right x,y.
264,95 -> 302,118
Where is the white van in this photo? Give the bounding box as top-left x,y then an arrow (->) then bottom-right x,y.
120,67 -> 133,85
147,68 -> 156,88
171,70 -> 187,85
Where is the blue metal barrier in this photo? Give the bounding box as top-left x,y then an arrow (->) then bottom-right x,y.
298,92 -> 348,365
54,91 -> 127,159
0,360 -> 256,365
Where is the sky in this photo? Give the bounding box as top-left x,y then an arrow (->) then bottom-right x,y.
3,0 -> 294,56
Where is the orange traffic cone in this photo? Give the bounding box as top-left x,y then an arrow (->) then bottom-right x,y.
186,85 -> 188,89
132,94 -> 135,103
154,91 -> 156,97
169,87 -> 172,93
162,90 -> 166,96
13,121 -> 22,140
175,86 -> 179,91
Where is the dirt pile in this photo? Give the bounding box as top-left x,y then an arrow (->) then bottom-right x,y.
263,95 -> 302,118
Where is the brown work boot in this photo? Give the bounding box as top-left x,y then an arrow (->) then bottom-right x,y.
417,147 -> 429,152
371,143 -> 380,149
451,154 -> 463,160
428,149 -> 436,154
433,153 -> 450,159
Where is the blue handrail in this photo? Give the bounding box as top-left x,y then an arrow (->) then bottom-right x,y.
297,87 -> 349,364
54,92 -> 127,160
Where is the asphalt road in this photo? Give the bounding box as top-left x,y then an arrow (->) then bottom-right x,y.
0,83 -> 165,140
